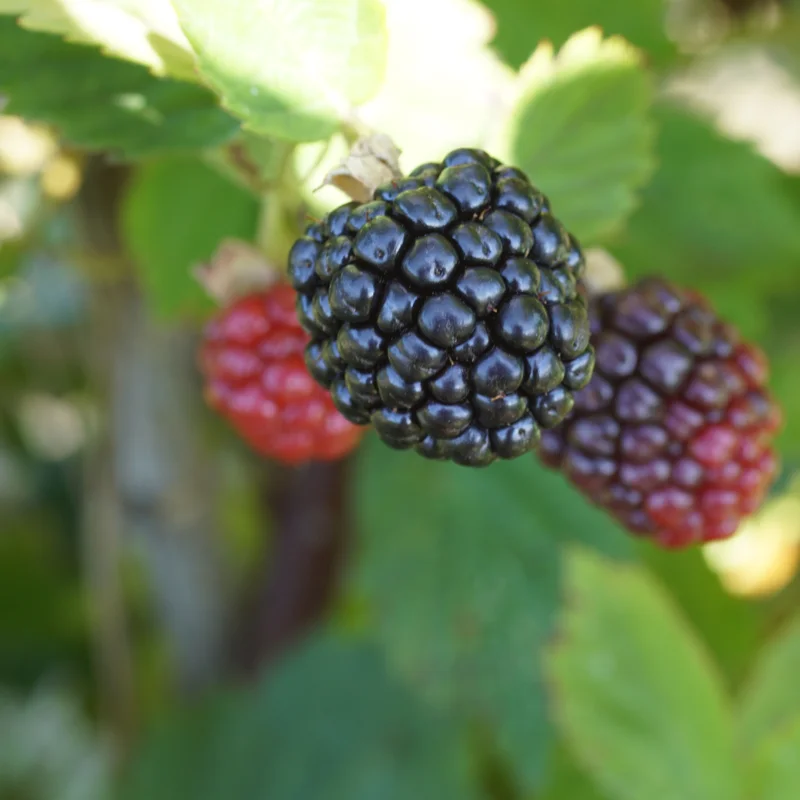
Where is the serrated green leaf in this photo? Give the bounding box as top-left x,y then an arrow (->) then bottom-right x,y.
481,0 -> 676,69
120,156 -> 259,318
0,0 -> 196,80
122,633 -> 479,800
502,29 -> 654,244
0,19 -> 239,157
540,743 -> 611,800
639,545 -> 762,688
171,0 -> 387,142
548,549 -> 738,800
352,437 -> 630,793
746,715 -> 800,800
611,106 -> 800,294
738,615 -> 800,749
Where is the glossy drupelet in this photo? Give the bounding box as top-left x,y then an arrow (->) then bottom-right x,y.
288,148 -> 593,466
200,285 -> 363,464
539,277 -> 781,547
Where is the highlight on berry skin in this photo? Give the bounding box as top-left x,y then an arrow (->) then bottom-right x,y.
539,277 -> 782,549
200,284 -> 363,465
288,147 -> 594,467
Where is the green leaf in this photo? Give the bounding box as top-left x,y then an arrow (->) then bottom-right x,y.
502,29 -> 654,244
352,437 -> 630,793
120,156 -> 259,318
0,19 -> 239,158
122,633 -> 479,800
548,549 -> 738,800
171,0 -> 387,141
639,545 -> 762,689
770,345 -> 800,458
747,715 -> 800,800
611,106 -> 800,296
738,615 -> 800,749
540,743 -> 611,800
0,0 -> 196,80
482,0 -> 676,69
0,521 -> 87,685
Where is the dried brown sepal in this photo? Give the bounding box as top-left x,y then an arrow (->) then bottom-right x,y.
319,133 -> 403,202
193,238 -> 282,306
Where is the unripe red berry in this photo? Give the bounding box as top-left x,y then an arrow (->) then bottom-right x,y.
201,284 -> 363,464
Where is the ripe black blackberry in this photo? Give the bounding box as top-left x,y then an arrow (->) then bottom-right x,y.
540,277 -> 781,547
288,148 -> 593,466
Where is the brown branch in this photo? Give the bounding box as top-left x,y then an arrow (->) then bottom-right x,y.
718,0 -> 771,13
77,157 -> 232,743
76,158 -> 137,748
231,457 -> 351,676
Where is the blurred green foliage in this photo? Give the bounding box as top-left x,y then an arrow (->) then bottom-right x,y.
0,18 -> 239,158
487,0 -> 676,68
122,634 -> 478,800
505,29 -> 654,243
353,436 -> 630,790
171,0 -> 388,141
0,1 -> 800,799
120,156 -> 259,317
611,107 -> 800,301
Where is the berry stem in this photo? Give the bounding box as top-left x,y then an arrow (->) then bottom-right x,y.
231,457 -> 351,674
254,141 -> 306,268
257,184 -> 301,268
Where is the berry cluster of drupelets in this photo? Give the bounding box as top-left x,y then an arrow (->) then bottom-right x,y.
200,149 -> 780,548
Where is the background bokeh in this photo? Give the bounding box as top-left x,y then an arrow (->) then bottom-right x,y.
2,0 -> 800,798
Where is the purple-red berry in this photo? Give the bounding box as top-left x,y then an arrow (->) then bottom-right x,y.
540,278 -> 781,548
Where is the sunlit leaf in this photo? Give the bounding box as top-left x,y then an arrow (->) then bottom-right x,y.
0,19 -> 239,157
481,0 -> 675,69
0,0 -> 196,80
171,0 -> 387,141
502,29 -> 654,243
